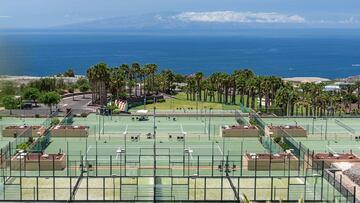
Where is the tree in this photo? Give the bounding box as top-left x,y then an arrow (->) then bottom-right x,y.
22,87 -> 40,106
79,83 -> 90,98
41,91 -> 61,114
144,64 -> 157,94
2,96 -> 19,115
355,81 -> 360,109
1,81 -> 16,95
131,63 -> 141,96
63,69 -> 75,77
67,84 -> 77,101
86,63 -> 110,105
194,72 -> 204,101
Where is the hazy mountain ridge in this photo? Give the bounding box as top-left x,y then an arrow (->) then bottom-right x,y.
53,12 -> 317,32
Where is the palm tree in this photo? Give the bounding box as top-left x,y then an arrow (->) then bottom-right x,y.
235,71 -> 246,105
109,68 -> 126,99
131,63 -> 141,97
355,81 -> 360,109
185,76 -> 196,101
194,72 -> 204,102
145,64 -> 157,94
246,76 -> 259,109
87,63 -> 110,106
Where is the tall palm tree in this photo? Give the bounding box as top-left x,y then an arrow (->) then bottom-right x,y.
186,76 -> 196,101
355,81 -> 360,109
194,72 -> 204,102
131,63 -> 141,97
87,63 -> 110,106
146,64 -> 158,94
109,67 -> 126,99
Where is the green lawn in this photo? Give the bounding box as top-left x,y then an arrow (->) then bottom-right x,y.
129,92 -> 240,111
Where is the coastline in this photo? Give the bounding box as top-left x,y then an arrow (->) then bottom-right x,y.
0,75 -> 83,84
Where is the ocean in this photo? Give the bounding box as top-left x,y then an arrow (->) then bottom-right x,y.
0,31 -> 360,79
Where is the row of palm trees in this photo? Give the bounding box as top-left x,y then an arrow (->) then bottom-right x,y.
185,69 -> 360,116
86,63 -> 183,105
85,62 -> 360,116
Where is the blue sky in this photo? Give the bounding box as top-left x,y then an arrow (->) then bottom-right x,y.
1,0 -> 360,29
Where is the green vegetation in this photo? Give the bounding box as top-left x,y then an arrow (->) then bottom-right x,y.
23,87 -> 41,106
40,91 -> 61,114
2,95 -> 20,115
50,118 -> 60,126
83,62 -> 360,115
273,135 -> 289,150
130,92 -> 239,111
1,61 -> 359,116
63,69 -> 75,77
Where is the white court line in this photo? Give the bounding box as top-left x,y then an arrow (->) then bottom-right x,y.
180,124 -> 185,134
124,124 -> 128,134
327,146 -> 360,154
216,144 -> 225,161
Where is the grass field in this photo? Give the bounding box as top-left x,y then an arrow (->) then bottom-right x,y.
129,92 -> 241,111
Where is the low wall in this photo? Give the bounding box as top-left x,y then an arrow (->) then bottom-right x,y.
246,153 -> 299,171
313,153 -> 360,168
221,125 -> 259,137
2,126 -> 45,137
50,125 -> 89,137
9,153 -> 66,171
266,126 -> 307,137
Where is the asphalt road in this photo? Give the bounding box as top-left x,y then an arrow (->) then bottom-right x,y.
0,94 -> 96,117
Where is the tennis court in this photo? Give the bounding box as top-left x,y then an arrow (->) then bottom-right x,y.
0,117 -> 48,138
295,138 -> 360,156
39,136 -> 272,177
262,117 -> 360,140
72,114 -> 241,140
0,113 -> 355,202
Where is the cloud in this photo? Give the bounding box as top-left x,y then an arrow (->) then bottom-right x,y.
173,11 -> 305,24
339,16 -> 359,24
0,16 -> 10,18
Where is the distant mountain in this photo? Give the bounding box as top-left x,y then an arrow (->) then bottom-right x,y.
53,12 -> 311,32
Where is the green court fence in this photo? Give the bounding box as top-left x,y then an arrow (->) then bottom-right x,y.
0,175 -> 351,202
334,119 -> 356,135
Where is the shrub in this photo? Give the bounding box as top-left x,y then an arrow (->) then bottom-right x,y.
80,112 -> 88,117
50,118 -> 60,126
35,114 -> 40,118
249,118 -> 257,126
16,143 -> 28,151
273,136 -> 281,143
157,98 -> 166,103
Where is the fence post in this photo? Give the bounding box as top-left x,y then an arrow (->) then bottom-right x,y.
254,156 -> 257,201
353,186 -> 356,203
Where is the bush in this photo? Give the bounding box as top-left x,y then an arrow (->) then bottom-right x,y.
80,112 -> 88,117
50,118 -> 60,126
119,92 -> 128,100
35,114 -> 40,118
280,142 -> 289,150
16,143 -> 28,151
273,136 -> 281,143
249,118 -> 257,126
157,98 -> 166,103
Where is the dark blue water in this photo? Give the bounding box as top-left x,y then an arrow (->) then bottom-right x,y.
1,32 -> 360,78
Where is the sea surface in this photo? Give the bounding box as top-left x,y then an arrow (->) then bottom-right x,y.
0,31 -> 360,78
